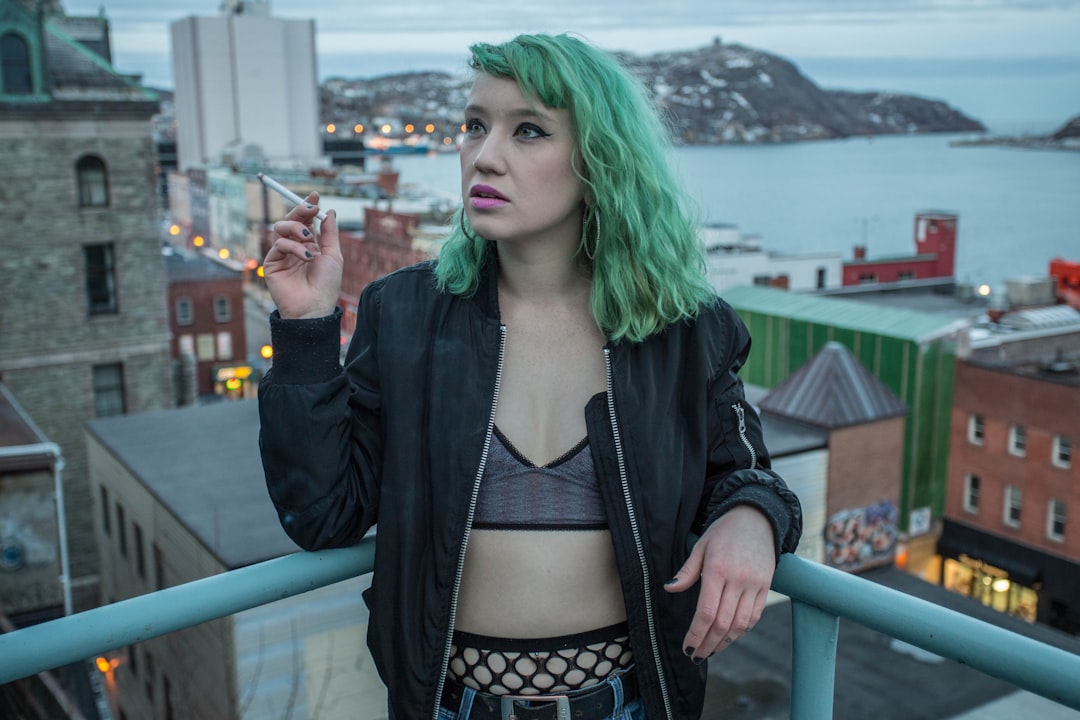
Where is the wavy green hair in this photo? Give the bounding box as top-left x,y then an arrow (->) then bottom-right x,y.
435,32 -> 715,343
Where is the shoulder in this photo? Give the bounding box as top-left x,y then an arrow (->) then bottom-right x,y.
360,259 -> 440,303
635,296 -> 751,373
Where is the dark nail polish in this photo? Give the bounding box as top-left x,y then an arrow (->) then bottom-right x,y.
306,203 -> 314,208
683,646 -> 695,657
304,251 -> 313,259
302,229 -> 311,237
692,655 -> 706,665
665,577 -> 678,585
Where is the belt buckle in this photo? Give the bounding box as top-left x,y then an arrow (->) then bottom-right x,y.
499,694 -> 571,720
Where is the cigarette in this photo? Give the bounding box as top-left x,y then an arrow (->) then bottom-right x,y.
257,173 -> 327,221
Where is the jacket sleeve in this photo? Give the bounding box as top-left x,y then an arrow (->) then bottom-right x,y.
258,284 -> 385,551
695,302 -> 803,559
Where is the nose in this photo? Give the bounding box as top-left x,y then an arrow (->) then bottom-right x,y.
471,134 -> 507,175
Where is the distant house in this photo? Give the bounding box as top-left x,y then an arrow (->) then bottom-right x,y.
163,248 -> 251,402
759,342 -> 908,573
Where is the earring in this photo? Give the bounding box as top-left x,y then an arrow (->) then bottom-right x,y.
459,209 -> 478,242
583,207 -> 600,260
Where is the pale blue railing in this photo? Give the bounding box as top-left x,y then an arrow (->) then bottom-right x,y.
2,541 -> 1079,719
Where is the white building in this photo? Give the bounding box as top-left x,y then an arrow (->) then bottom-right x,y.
170,0 -> 323,171
703,223 -> 844,294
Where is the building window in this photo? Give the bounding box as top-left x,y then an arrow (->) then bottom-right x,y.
134,522 -> 145,579
963,474 -> 980,514
196,334 -> 215,361
76,154 -> 109,207
967,414 -> 985,445
217,331 -> 233,361
1053,435 -> 1071,468
144,650 -> 155,702
213,295 -> 231,322
858,272 -> 878,284
1,32 -> 32,94
1047,499 -> 1066,542
178,334 -> 195,357
93,363 -> 125,417
898,270 -> 915,281
1004,485 -> 1022,528
128,645 -> 138,677
154,544 -> 166,590
1008,424 -> 1026,457
100,486 -> 111,536
175,297 -> 194,326
816,267 -> 827,289
164,675 -> 175,720
116,503 -> 127,557
85,244 -> 118,315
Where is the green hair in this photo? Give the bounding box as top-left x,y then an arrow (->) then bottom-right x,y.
435,32 -> 715,343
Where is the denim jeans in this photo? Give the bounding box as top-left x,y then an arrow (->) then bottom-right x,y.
436,671 -> 646,720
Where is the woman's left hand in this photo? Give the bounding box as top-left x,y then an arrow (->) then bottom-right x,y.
663,505 -> 776,662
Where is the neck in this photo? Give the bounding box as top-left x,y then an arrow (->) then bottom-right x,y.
496,240 -> 591,306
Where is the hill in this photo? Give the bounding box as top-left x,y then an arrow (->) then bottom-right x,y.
320,39 -> 986,145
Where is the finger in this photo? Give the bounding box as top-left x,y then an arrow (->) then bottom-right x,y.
664,543 -> 704,593
681,573 -> 723,659
266,235 -> 317,265
316,209 -> 341,257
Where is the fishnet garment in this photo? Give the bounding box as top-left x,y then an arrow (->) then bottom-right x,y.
448,629 -> 634,696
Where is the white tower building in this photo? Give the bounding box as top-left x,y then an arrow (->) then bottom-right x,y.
170,0 -> 322,171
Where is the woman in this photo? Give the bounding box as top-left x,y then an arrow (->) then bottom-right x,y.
259,33 -> 801,720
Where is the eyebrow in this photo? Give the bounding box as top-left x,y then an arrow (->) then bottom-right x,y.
464,103 -> 555,123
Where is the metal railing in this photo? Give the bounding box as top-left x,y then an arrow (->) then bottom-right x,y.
1,541 -> 1078,719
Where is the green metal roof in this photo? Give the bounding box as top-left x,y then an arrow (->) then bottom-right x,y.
722,285 -> 959,343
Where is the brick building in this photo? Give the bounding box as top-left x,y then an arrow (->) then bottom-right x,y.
941,308 -> 1080,632
164,249 -> 250,401
0,0 -> 173,614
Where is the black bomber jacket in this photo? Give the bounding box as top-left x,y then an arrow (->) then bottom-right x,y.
258,257 -> 802,720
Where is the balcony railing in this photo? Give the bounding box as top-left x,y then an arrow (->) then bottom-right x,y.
1,540 -> 1079,719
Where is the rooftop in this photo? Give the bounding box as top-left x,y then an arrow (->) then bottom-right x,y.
722,285 -> 961,343
759,342 -> 908,429
86,399 -> 293,569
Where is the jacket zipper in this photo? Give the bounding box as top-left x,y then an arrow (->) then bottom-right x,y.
732,402 -> 758,469
604,348 -> 674,720
431,324 -> 507,720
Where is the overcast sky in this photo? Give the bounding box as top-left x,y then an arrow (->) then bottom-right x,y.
61,0 -> 1080,132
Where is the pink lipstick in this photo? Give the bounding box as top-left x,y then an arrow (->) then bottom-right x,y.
469,184 -> 509,210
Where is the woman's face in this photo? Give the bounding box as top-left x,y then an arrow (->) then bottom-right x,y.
460,73 -> 586,251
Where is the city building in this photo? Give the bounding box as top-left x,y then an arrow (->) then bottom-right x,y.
170,0 -> 323,171
703,223 -> 844,293
722,284 -> 961,543
0,0 -> 174,617
86,400 -> 384,720
163,247 -> 252,402
759,342 -> 908,573
941,305 -> 1080,633
842,211 -> 958,286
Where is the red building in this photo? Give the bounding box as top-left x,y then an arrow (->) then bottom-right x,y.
941,324 -> 1080,632
164,249 -> 250,401
842,211 -> 957,286
338,208 -> 436,340
1050,257 -> 1080,309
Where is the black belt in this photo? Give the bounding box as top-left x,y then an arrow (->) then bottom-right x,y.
439,672 -> 639,720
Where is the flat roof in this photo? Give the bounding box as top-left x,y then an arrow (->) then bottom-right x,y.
722,285 -> 962,343
86,399 -> 296,569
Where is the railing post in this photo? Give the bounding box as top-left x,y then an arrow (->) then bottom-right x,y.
789,599 -> 839,720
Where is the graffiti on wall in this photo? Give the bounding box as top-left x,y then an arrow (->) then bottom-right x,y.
824,500 -> 898,573
0,483 -> 61,614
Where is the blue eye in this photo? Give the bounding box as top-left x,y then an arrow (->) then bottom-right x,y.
464,119 -> 485,136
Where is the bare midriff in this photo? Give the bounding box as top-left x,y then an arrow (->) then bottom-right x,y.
456,528 -> 627,638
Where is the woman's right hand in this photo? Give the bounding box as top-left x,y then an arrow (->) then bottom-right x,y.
263,192 -> 343,319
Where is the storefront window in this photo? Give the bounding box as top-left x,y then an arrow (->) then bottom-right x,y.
943,555 -> 1038,623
